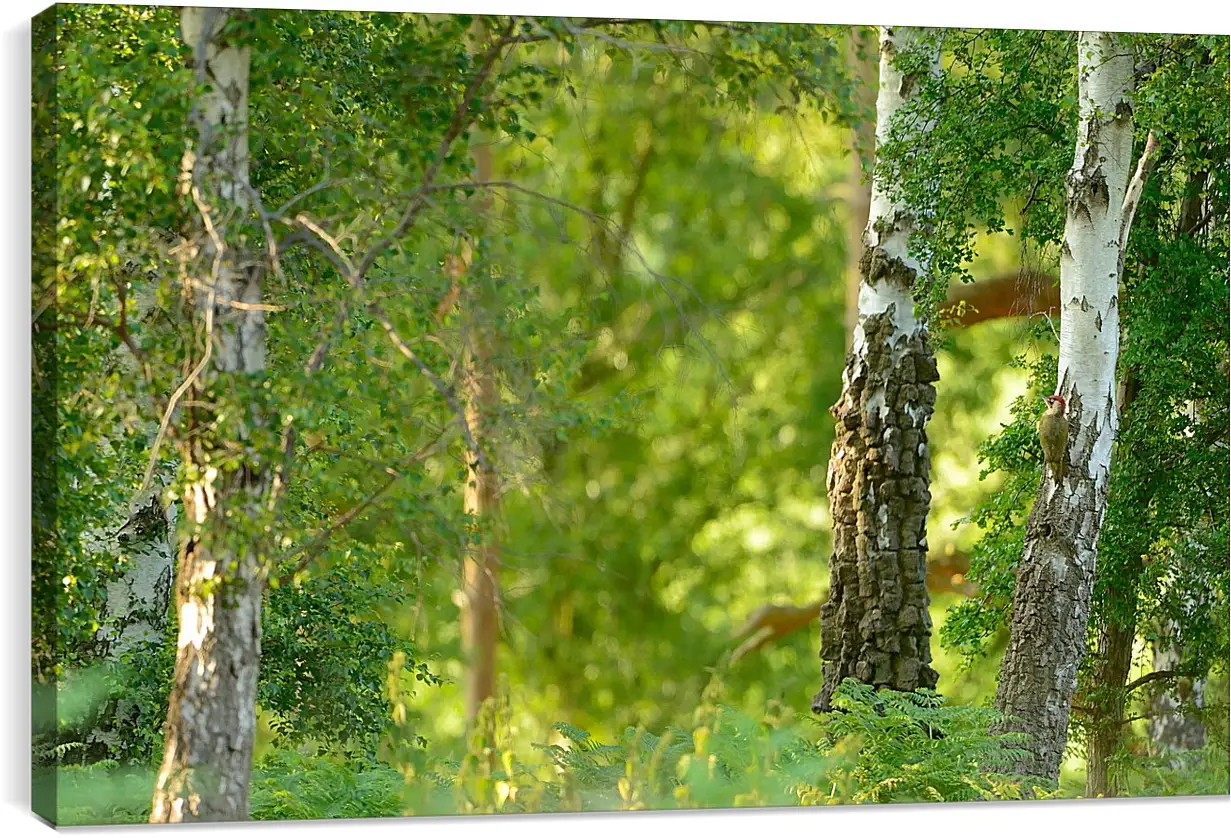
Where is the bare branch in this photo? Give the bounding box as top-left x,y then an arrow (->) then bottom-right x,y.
730,599 -> 823,663
293,213 -> 356,278
941,270 -> 1060,327
1119,130 -> 1161,251
1124,669 -> 1181,693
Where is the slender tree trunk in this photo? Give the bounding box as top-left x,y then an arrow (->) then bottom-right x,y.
993,32 -> 1139,782
1083,372 -> 1143,799
459,109 -> 502,724
150,7 -> 267,821
461,332 -> 500,723
813,26 -> 942,713
1083,616 -> 1136,797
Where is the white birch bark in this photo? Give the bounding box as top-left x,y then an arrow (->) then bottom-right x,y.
994,31 -> 1137,782
1149,630 -> 1207,759
84,483 -> 176,757
814,27 -> 943,712
101,482 -> 176,657
150,7 -> 265,822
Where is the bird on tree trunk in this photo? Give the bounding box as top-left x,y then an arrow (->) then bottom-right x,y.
1039,395 -> 1069,482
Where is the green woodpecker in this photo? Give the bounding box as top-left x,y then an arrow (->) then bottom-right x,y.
1039,395 -> 1068,481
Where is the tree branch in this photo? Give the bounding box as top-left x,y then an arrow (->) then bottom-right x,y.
730,549 -> 974,662
730,599 -> 823,662
1119,130 -> 1161,251
350,20 -> 517,290
1124,669 -> 1180,693
298,22 -> 516,379
941,270 -> 1060,327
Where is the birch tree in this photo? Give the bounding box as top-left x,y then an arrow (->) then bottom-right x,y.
81,482 -> 176,758
150,7 -> 271,821
813,26 -> 942,713
993,32 -> 1149,782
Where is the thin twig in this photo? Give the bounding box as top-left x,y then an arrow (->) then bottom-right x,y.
272,436 -> 444,587
138,183 -> 232,495
369,304 -> 493,476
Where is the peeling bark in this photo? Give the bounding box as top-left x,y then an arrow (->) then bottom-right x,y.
150,531 -> 263,822
150,7 -> 266,822
994,32 -> 1137,782
813,27 -> 941,713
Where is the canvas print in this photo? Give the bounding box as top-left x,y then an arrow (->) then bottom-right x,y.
31,2 -> 1229,825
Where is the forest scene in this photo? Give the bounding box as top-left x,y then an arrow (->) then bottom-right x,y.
30,4 -> 1230,825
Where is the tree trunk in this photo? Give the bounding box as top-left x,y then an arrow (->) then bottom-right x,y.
150,7 -> 266,822
843,28 -> 877,350
461,329 -> 501,724
81,483 -> 176,759
1082,371 -> 1144,799
993,32 -> 1137,782
1149,627 -> 1207,759
813,26 -> 942,713
1083,616 -> 1135,797
101,483 -> 176,659
459,102 -> 502,724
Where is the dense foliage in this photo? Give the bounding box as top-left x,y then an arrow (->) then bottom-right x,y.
34,5 -> 1228,823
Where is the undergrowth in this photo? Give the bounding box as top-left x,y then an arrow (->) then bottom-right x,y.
54,678 -> 1230,824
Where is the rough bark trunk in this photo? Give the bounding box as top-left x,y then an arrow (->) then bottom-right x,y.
813,26 -> 942,713
993,32 -> 1137,782
150,7 -> 266,822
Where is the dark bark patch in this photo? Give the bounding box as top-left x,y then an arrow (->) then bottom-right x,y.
814,247 -> 939,713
